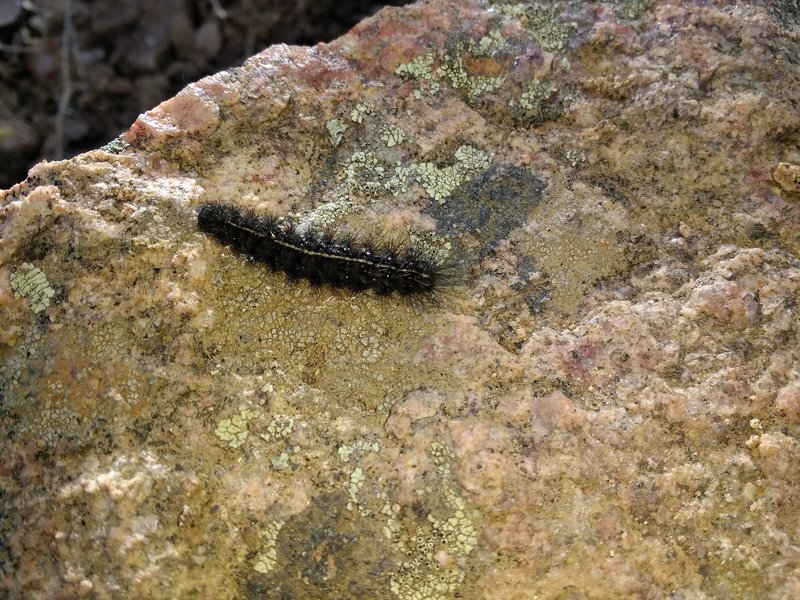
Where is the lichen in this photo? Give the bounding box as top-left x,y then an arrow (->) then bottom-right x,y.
294,199 -> 361,237
614,0 -> 650,20
215,404 -> 261,449
260,414 -> 296,443
385,442 -> 478,600
437,49 -> 505,97
381,125 -> 407,148
342,150 -> 386,196
386,144 -> 493,203
395,51 -> 437,81
350,103 -> 373,124
326,118 -> 348,147
396,35 -> 508,99
499,3 -> 576,51
17,399 -> 81,447
10,262 -> 55,314
337,439 -> 381,463
253,519 -> 285,574
347,466 -> 368,514
515,78 -> 558,110
2,326 -> 42,391
468,29 -> 506,56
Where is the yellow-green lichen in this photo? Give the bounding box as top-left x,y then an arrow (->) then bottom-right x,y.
614,0 -> 650,20
347,466 -> 368,514
215,404 -> 262,449
342,150 -> 386,196
270,451 -> 291,471
260,414 -> 296,443
10,262 -> 55,314
515,78 -> 558,110
337,439 -> 381,463
500,3 -> 575,51
17,400 -> 80,447
437,47 -> 506,97
381,125 -> 407,148
397,37 -> 507,99
253,519 -> 285,574
468,29 -> 506,56
385,442 -> 478,600
386,144 -> 493,203
350,103 -> 373,124
395,51 -> 437,81
295,200 -> 361,237
326,118 -> 348,147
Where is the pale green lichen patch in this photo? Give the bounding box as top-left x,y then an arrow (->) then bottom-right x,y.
326,118 -> 348,147
468,28 -> 506,56
396,36 -> 507,99
342,150 -> 386,196
10,262 -> 55,314
437,46 -> 506,97
381,125 -> 407,148
2,327 -> 42,391
347,466 -> 368,513
215,404 -> 262,449
260,413 -> 296,443
271,451 -> 291,471
387,144 -> 493,203
16,400 -> 81,447
499,3 -> 576,51
253,519 -> 285,574
295,200 -> 361,237
386,442 -> 478,600
395,51 -> 437,80
338,439 -> 381,463
614,0 -> 650,20
350,102 -> 373,124
514,78 -> 558,110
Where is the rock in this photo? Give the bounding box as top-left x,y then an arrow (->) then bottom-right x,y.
1,1 -> 799,598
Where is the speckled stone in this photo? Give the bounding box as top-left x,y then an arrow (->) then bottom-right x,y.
1,1 -> 799,598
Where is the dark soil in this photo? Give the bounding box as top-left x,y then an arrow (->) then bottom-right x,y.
0,0 -> 412,189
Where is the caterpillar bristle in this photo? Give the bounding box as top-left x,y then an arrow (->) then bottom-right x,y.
197,203 -> 459,301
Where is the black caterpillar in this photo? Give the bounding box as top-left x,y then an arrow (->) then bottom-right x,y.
197,203 -> 455,297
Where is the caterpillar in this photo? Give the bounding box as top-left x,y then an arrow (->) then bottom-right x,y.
197,203 -> 456,298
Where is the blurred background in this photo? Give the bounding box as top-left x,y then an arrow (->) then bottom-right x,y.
0,0 -> 411,189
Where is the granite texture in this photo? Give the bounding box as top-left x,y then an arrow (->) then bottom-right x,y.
1,1 -> 799,598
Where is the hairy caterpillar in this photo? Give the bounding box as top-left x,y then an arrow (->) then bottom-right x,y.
197,203 -> 456,298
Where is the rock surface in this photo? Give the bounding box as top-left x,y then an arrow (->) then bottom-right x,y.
1,1 -> 799,598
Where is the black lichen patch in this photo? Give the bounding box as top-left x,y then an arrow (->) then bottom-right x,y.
245,492 -> 393,600
424,165 -> 546,256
